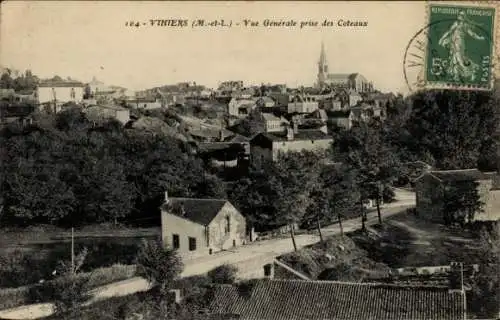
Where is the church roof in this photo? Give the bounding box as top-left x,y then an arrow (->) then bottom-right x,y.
326,74 -> 351,81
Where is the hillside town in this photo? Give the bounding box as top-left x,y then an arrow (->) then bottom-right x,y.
0,36 -> 499,320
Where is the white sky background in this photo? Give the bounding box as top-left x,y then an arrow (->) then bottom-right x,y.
1,1 -> 427,93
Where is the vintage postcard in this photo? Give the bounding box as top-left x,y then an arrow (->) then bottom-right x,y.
0,1 -> 499,320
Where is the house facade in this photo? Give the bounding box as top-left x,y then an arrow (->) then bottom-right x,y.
37,80 -> 85,104
415,169 -> 500,222
228,98 -> 256,118
287,95 -> 319,114
249,111 -> 289,133
83,105 -> 130,124
161,193 -> 247,257
250,124 -> 333,162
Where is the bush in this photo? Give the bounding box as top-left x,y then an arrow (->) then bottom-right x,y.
0,286 -> 30,310
0,249 -> 46,288
135,239 -> 184,297
0,264 -> 137,310
207,264 -> 238,284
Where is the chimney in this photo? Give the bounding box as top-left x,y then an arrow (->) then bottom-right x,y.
168,289 -> 182,304
286,125 -> 294,141
263,263 -> 274,279
320,124 -> 328,135
164,191 -> 169,204
448,262 -> 464,291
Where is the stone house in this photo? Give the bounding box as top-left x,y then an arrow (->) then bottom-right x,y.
161,192 -> 247,257
248,110 -> 289,133
415,169 -> 500,222
250,123 -> 332,162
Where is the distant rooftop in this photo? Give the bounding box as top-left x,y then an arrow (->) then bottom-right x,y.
255,129 -> 331,142
39,79 -> 85,87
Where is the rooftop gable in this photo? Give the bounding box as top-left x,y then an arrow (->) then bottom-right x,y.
208,279 -> 464,320
162,198 -> 228,225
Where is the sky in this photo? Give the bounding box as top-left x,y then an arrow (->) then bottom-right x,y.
1,1 -> 429,93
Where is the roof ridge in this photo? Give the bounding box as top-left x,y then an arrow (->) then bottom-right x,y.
169,197 -> 228,202
268,278 -> 453,290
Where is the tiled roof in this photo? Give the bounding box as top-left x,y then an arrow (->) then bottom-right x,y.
428,169 -> 491,182
326,110 -> 351,118
208,279 -> 465,320
258,130 -> 331,142
161,198 -> 228,225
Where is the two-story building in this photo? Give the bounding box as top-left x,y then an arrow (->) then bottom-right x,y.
287,95 -> 319,114
250,123 -> 332,162
248,110 -> 289,133
161,192 -> 247,257
37,79 -> 85,105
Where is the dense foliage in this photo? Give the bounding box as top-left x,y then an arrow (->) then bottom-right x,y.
0,109 -> 225,227
386,89 -> 499,171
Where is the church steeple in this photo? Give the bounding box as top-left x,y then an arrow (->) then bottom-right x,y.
317,41 -> 328,87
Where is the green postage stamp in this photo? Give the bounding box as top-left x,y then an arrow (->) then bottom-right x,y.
425,3 -> 496,90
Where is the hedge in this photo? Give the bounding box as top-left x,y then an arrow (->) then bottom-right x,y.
0,264 -> 136,310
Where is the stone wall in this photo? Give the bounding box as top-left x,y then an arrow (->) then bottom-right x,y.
208,203 -> 247,252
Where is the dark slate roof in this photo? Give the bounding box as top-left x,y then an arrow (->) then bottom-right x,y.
429,169 -> 491,182
208,279 -> 464,320
162,198 -> 227,225
255,130 -> 331,142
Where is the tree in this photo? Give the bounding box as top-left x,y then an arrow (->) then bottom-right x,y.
272,151 -> 321,251
228,164 -> 281,231
339,120 -> 400,226
207,264 -> 238,284
468,225 -> 500,318
405,90 -> 498,170
442,180 -> 484,226
135,239 -> 184,298
33,248 -> 92,317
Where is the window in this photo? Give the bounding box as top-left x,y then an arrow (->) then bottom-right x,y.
70,88 -> 76,99
225,216 -> 231,234
172,234 -> 180,249
188,237 -> 197,251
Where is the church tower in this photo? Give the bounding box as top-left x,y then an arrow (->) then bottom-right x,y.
317,41 -> 328,87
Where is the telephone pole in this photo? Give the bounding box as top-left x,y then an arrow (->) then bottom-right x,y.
71,227 -> 75,275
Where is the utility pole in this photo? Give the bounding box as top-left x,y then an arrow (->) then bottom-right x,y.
71,227 -> 75,275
